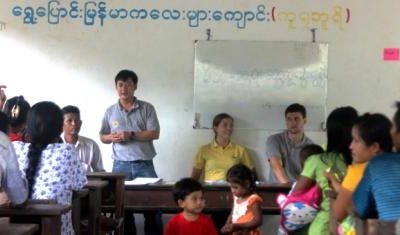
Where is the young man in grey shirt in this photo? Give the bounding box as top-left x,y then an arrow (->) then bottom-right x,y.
266,103 -> 314,183
100,69 -> 161,235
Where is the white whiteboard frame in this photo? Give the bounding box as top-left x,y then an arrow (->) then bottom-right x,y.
193,40 -> 328,131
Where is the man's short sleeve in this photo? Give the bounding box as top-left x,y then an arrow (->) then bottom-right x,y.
145,104 -> 160,132
91,141 -> 105,172
266,134 -> 282,159
99,109 -> 111,135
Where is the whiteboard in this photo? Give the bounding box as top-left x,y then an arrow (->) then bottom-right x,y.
193,41 -> 328,130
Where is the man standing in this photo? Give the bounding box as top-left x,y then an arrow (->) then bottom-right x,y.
100,69 -> 161,235
61,105 -> 105,172
266,103 -> 314,183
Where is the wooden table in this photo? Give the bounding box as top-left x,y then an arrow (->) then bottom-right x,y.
84,180 -> 108,235
124,183 -> 291,214
0,203 -> 70,235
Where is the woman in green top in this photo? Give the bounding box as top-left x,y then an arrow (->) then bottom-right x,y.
291,107 -> 358,235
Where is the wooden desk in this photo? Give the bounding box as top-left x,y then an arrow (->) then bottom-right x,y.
85,180 -> 108,235
0,223 -> 39,235
86,172 -> 126,217
124,183 -> 291,214
72,189 -> 89,234
0,203 -> 70,235
87,172 -> 126,235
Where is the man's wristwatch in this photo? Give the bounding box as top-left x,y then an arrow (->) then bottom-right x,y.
130,131 -> 135,140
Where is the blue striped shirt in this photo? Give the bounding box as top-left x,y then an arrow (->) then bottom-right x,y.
353,153 -> 400,220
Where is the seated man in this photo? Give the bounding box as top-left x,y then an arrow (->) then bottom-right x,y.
266,103 -> 314,183
0,131 -> 28,206
61,105 -> 105,172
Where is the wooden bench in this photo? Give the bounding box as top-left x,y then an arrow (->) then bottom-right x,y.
0,223 -> 39,235
0,203 -> 70,235
124,183 -> 291,214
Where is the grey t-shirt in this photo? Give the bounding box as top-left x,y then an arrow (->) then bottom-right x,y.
61,135 -> 105,172
100,99 -> 160,161
266,131 -> 313,183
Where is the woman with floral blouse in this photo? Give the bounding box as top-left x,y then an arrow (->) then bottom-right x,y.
13,101 -> 87,235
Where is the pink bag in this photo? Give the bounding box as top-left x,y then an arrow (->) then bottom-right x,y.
277,185 -> 322,233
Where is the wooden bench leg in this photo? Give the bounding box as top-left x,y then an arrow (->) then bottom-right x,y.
41,215 -> 62,235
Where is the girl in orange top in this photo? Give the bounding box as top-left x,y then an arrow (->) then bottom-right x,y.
222,164 -> 263,235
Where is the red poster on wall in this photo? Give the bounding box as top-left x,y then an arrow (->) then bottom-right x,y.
383,48 -> 400,61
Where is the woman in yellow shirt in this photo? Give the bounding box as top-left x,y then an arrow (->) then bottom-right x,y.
191,113 -> 256,182
326,113 -> 392,234
191,113 -> 257,232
